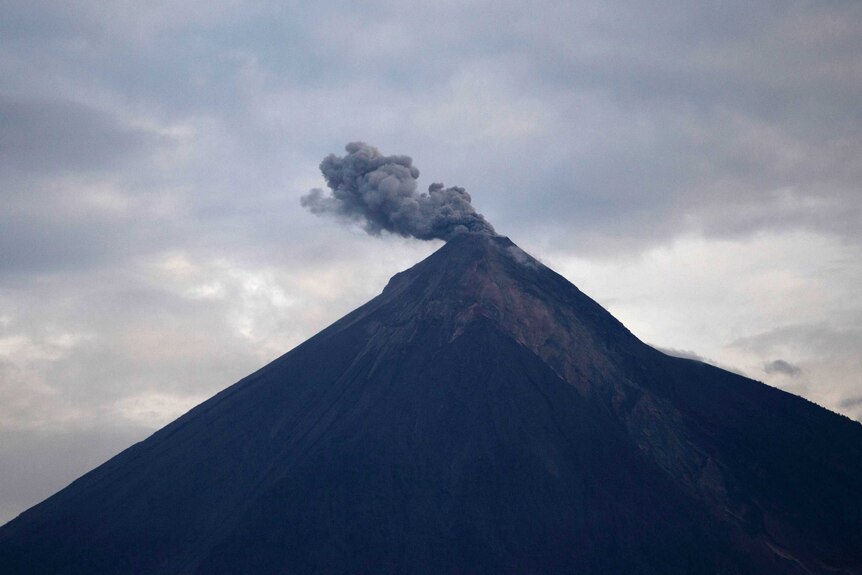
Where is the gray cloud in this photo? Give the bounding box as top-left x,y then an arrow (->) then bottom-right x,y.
730,321 -> 862,420
655,346 -> 750,378
731,323 -> 862,358
301,142 -> 495,241
455,1 -> 862,250
0,96 -> 153,176
764,359 -> 802,377
657,347 -> 709,363
840,397 -> 862,409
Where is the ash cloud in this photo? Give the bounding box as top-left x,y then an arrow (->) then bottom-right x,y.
301,142 -> 495,241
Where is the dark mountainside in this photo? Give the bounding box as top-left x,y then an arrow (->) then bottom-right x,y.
1,233 -> 861,574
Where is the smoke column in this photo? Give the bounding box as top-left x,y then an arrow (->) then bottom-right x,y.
301,142 -> 495,241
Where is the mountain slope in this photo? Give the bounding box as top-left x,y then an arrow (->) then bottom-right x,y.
1,233 -> 860,574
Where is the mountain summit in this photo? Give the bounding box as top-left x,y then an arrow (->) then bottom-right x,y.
1,234 -> 861,574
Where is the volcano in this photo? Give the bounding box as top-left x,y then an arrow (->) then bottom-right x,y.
1,233 -> 861,574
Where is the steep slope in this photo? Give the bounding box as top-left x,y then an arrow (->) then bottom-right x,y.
0,233 -> 860,574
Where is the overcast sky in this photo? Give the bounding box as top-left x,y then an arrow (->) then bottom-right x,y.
1,0 -> 861,524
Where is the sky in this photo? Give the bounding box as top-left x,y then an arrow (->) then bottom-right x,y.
1,0 -> 861,524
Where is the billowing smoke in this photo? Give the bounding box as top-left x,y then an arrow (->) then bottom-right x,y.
301,142 -> 495,241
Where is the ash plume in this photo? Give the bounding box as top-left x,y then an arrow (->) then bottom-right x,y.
301,142 -> 495,241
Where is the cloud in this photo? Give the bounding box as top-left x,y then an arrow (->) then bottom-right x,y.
547,232 -> 862,422
730,321 -> 862,419
763,358 -> 802,377
0,96 -> 155,177
463,2 -> 862,250
840,397 -> 862,409
301,142 -> 495,241
657,347 -> 708,363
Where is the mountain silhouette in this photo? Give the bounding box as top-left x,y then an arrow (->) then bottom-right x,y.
1,233 -> 861,574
